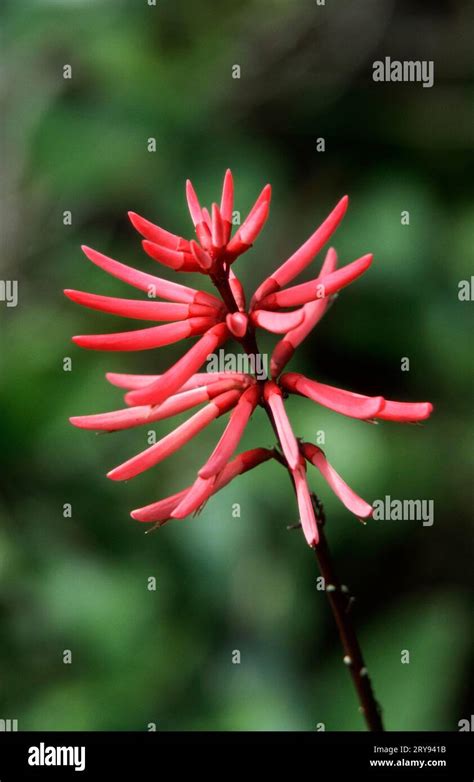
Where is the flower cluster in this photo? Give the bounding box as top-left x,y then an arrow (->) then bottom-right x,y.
67,170 -> 433,547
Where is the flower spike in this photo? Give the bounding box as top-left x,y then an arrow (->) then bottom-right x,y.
68,171 -> 432,552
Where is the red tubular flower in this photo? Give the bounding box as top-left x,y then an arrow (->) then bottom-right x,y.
131,448 -> 273,525
250,195 -> 348,306
68,170 -> 433,548
269,246 -> 338,377
280,373 -> 433,423
301,443 -> 373,520
259,253 -> 373,309
198,384 -> 261,480
107,389 -> 240,482
263,381 -> 300,470
292,458 -> 319,547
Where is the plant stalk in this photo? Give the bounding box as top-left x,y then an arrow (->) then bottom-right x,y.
310,495 -> 384,731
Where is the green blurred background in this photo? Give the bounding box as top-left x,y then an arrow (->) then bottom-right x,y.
1,0 -> 473,731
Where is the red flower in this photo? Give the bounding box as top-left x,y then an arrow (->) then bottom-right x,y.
67,170 -> 433,547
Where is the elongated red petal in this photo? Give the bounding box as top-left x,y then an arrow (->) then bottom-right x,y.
244,184 -> 272,225
125,322 -> 230,406
302,443 -> 373,519
107,389 -> 240,481
171,476 -> 217,519
201,207 -> 212,229
195,221 -> 213,251
292,464 -> 319,546
226,201 -> 270,257
81,245 -> 219,307
72,316 -> 214,352
132,447 -> 272,523
142,240 -> 200,272
269,249 -> 339,378
228,269 -> 246,311
198,385 -> 260,479
252,196 -> 348,304
173,446 -> 272,519
211,203 -> 225,248
376,400 -> 433,422
269,301 -> 327,378
262,253 -> 373,309
190,240 -> 213,270
270,340 -> 296,380
263,381 -> 300,469
70,378 -> 244,432
128,212 -> 189,251
280,373 -> 385,419
225,184 -> 271,259
251,308 -> 305,334
106,370 -> 254,392
131,488 -> 188,524
317,246 -> 339,278
272,195 -> 348,287
186,179 -> 203,226
220,169 -> 234,240
64,290 -> 214,322
226,312 -> 248,338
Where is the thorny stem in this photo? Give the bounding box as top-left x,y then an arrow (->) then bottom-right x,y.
212,267 -> 385,732
310,496 -> 384,731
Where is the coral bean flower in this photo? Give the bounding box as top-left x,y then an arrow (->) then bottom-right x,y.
67,170 -> 433,548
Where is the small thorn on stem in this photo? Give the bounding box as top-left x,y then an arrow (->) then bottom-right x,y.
346,596 -> 356,614
287,522 -> 302,531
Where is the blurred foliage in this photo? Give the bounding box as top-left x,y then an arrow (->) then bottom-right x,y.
0,0 -> 472,731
